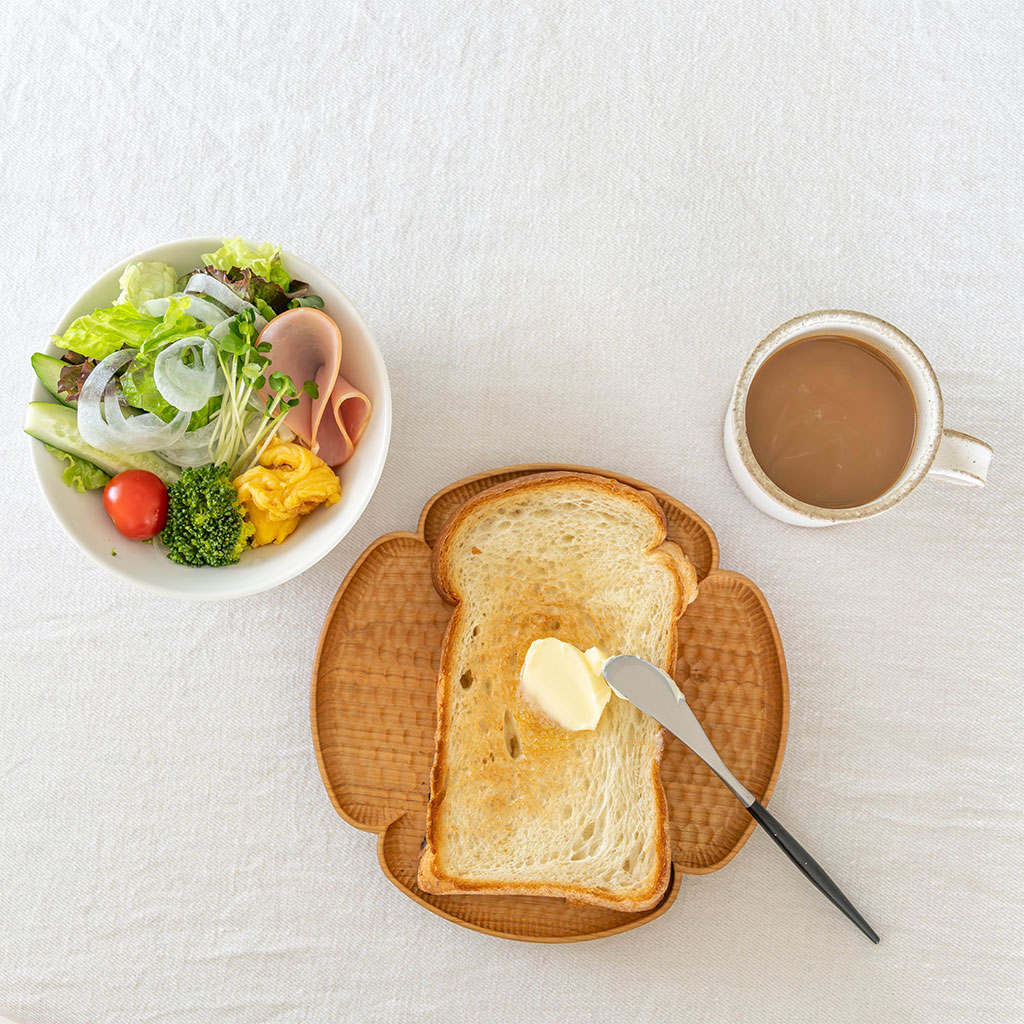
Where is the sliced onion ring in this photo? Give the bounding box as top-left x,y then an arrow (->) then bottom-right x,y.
153,337 -> 220,412
185,273 -> 254,315
103,379 -> 191,450
78,349 -> 191,454
159,418 -> 219,453
145,295 -> 229,326
157,420 -> 221,467
156,446 -> 217,468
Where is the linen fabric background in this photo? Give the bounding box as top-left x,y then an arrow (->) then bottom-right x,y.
2,1 -> 1021,1022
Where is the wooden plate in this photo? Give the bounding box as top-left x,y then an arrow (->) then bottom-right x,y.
311,464 -> 789,942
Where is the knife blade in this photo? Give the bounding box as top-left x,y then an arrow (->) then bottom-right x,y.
602,654 -> 879,944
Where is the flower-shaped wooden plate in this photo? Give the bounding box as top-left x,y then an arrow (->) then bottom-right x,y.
311,464 -> 789,942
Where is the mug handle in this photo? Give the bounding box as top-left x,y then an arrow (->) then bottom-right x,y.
929,429 -> 992,487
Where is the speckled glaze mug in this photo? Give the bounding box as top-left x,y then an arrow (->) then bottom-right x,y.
724,310 -> 992,527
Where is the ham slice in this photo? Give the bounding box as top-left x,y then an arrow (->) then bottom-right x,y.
256,308 -> 372,466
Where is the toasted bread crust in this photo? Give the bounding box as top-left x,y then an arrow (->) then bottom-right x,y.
418,471 -> 693,912
429,471 -> 672,605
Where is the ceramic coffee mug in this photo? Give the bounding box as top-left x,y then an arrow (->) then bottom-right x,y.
724,310 -> 992,527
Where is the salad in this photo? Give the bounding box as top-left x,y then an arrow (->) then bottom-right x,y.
26,238 -> 371,567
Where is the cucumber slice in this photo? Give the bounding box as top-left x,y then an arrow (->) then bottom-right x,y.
24,402 -> 180,486
31,352 -> 75,407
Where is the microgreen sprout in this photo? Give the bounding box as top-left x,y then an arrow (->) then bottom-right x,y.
206,309 -> 316,477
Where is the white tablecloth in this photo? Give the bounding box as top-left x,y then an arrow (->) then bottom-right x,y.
2,2 -> 1021,1022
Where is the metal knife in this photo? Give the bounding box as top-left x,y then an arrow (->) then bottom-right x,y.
602,654 -> 879,944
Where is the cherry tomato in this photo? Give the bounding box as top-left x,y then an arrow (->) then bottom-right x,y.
102,470 -> 169,540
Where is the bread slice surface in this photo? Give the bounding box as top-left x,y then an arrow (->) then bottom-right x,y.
417,471 -> 697,911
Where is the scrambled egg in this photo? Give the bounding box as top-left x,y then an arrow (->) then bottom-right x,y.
234,442 -> 341,548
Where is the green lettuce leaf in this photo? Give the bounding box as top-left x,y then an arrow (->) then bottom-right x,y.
201,237 -> 291,288
120,361 -> 173,419
136,295 -> 209,362
54,303 -> 161,361
121,360 -> 220,429
121,362 -> 221,427
53,296 -> 207,362
117,261 -> 178,307
43,444 -> 110,492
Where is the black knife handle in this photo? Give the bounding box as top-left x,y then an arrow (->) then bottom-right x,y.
747,799 -> 879,944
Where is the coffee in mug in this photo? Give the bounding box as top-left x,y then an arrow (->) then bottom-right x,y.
744,336 -> 917,509
724,310 -> 992,527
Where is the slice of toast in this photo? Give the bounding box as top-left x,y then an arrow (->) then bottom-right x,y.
417,472 -> 698,912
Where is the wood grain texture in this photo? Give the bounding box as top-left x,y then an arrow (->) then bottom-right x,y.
311,464 -> 789,942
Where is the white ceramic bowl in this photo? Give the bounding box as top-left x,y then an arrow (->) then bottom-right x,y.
28,237 -> 391,600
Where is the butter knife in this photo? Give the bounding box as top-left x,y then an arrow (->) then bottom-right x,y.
602,654 -> 879,944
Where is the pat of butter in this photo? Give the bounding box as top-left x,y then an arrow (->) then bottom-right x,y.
520,638 -> 612,731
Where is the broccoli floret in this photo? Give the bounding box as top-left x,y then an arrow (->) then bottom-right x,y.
160,463 -> 255,567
